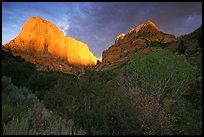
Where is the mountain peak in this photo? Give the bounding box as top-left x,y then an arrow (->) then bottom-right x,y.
33,16 -> 42,19
145,20 -> 155,25
144,20 -> 159,31
26,16 -> 52,26
3,16 -> 97,71
29,16 -> 43,21
27,16 -> 49,24
116,33 -> 126,41
128,20 -> 159,34
101,20 -> 176,68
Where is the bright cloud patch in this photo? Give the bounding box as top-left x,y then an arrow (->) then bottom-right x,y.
59,24 -> 69,36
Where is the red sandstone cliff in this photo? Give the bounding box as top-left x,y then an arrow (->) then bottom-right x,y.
98,20 -> 176,70
3,16 -> 97,68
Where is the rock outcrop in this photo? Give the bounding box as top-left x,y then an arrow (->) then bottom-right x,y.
3,16 -> 97,69
169,25 -> 202,68
99,20 -> 176,69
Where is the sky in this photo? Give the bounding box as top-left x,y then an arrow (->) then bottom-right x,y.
2,2 -> 202,58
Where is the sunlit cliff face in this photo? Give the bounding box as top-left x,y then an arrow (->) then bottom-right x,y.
3,16 -> 97,66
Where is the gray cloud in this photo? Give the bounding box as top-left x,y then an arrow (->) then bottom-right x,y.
63,2 -> 201,58
3,2 -> 201,58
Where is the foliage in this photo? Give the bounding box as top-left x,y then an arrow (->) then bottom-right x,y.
177,40 -> 187,54
2,47 -> 201,135
3,117 -> 31,135
183,75 -> 202,109
172,98 -> 202,135
129,89 -> 176,135
117,50 -> 201,135
146,41 -> 170,49
39,70 -> 143,135
2,61 -> 36,87
2,49 -> 27,63
2,76 -> 84,135
125,50 -> 198,101
25,71 -> 60,92
3,68 -> 143,135
168,25 -> 202,69
2,103 -> 13,123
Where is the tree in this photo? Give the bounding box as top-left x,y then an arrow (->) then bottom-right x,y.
117,50 -> 199,134
177,40 -> 187,54
120,50 -> 198,102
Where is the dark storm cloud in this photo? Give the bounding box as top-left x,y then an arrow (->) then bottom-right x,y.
2,2 -> 202,58
64,2 -> 202,58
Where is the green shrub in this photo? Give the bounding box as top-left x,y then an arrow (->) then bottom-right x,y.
40,70 -> 143,135
25,71 -> 60,92
177,40 -> 187,54
172,98 -> 202,135
79,79 -> 143,135
2,103 -> 13,123
2,76 -> 30,106
2,62 -> 35,87
118,50 -> 201,135
2,75 -> 84,135
3,117 -> 31,135
59,120 -> 86,135
125,50 -> 198,101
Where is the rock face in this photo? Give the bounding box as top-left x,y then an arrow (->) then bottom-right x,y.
100,20 -> 176,68
3,16 -> 97,68
169,25 -> 202,68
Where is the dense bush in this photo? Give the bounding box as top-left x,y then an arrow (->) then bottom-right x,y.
3,64 -> 143,135
2,48 -> 201,135
3,117 -> 31,135
117,50 -> 201,135
2,62 -> 36,87
172,98 -> 202,135
2,103 -> 13,123
2,76 -> 84,135
177,40 -> 187,54
125,50 -> 198,101
25,71 -> 60,92
146,41 -> 170,49
39,70 -> 143,135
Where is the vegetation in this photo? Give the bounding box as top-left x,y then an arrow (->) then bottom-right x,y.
3,117 -> 30,135
2,50 -> 36,87
126,50 -> 198,100
169,25 -> 202,69
117,50 -> 201,134
2,76 -> 85,135
2,52 -> 143,135
146,41 -> 171,48
2,49 -> 202,135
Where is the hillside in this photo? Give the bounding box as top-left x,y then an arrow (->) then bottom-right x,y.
169,25 -> 202,69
